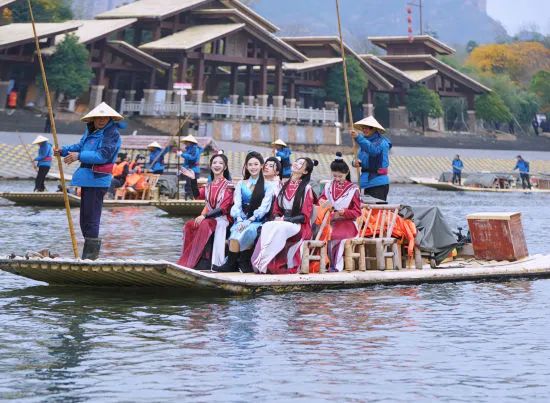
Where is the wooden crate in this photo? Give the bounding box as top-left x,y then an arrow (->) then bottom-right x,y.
467,212 -> 529,261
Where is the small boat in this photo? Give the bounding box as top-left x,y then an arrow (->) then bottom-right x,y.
0,192 -> 156,208
410,172 -> 550,193
152,200 -> 206,216
1,255 -> 550,294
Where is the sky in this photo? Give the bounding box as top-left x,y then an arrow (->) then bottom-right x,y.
487,0 -> 550,34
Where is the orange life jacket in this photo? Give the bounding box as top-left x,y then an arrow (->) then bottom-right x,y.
112,161 -> 128,176
7,91 -> 17,108
125,173 -> 147,190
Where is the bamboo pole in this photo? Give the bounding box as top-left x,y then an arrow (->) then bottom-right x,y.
335,0 -> 361,186
17,133 -> 38,172
27,0 -> 79,258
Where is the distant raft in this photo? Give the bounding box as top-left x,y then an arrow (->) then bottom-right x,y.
1,255 -> 550,295
152,200 -> 206,216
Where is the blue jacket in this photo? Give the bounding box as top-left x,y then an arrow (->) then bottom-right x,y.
514,159 -> 530,174
276,147 -> 292,177
148,147 -> 170,174
452,158 -> 464,173
35,142 -> 53,168
181,144 -> 202,174
61,121 -> 122,188
355,132 -> 392,189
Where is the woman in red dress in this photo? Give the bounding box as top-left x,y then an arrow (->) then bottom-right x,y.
252,157 -> 318,274
178,152 -> 234,269
318,152 -> 361,271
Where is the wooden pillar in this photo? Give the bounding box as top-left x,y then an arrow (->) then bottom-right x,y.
259,64 -> 268,94
153,26 -> 161,41
167,64 -> 175,90
195,57 -> 205,91
130,73 -> 137,91
274,61 -> 283,96
467,92 -> 475,110
230,65 -> 239,94
149,69 -> 157,89
289,77 -> 296,99
178,55 -> 188,83
245,66 -> 254,96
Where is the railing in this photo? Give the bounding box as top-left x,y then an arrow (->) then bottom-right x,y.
120,99 -> 339,125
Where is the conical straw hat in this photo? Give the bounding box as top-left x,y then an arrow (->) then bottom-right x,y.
81,102 -> 124,123
353,116 -> 385,133
147,141 -> 162,149
32,135 -> 49,145
181,135 -> 198,144
271,139 -> 287,147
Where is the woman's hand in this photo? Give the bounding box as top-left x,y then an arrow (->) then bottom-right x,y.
194,215 -> 205,227
321,200 -> 332,210
350,130 -> 358,139
238,220 -> 250,231
53,147 -> 61,157
180,167 -> 195,179
63,152 -> 79,165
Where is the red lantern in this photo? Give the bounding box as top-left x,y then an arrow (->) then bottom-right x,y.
407,16 -> 412,23
408,27 -> 413,33
407,7 -> 412,13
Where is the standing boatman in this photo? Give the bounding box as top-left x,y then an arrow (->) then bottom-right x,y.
452,154 -> 464,185
32,135 -> 53,192
514,155 -> 532,189
351,116 -> 392,201
179,134 -> 202,199
54,102 -> 124,260
272,139 -> 292,179
147,142 -> 170,174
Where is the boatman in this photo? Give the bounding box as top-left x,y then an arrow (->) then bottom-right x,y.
147,142 -> 170,174
179,134 -> 202,199
272,139 -> 292,179
514,155 -> 532,189
54,102 -> 124,260
351,116 -> 392,201
32,135 -> 53,192
452,155 -> 464,185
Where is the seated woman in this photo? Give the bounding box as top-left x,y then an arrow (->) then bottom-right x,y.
178,152 -> 234,270
318,152 -> 361,272
213,151 -> 274,273
252,157 -> 318,274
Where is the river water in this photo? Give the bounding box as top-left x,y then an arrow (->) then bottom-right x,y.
1,181 -> 550,401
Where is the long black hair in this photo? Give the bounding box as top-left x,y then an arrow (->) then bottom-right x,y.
330,152 -> 351,182
264,156 -> 282,179
242,151 -> 265,218
210,152 -> 231,180
278,157 -> 318,216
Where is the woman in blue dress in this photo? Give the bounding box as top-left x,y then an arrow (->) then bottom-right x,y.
213,151 -> 275,273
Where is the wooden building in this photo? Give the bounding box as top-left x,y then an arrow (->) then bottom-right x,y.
362,35 -> 490,131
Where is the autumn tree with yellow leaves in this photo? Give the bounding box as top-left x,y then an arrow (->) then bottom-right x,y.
466,42 -> 550,85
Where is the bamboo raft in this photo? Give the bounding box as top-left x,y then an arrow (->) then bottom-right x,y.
410,177 -> 550,193
0,192 -> 203,210
1,255 -> 550,294
152,200 -> 206,216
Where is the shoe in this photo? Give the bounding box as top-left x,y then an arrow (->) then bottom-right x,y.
82,238 -> 101,260
212,251 -> 239,272
238,249 -> 254,273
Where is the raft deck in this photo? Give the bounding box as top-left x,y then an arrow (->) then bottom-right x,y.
0,192 -> 159,208
1,255 -> 550,294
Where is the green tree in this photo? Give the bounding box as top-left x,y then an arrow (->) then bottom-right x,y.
38,34 -> 94,99
11,0 -> 72,22
475,93 -> 513,124
406,85 -> 443,132
531,70 -> 550,113
326,57 -> 368,116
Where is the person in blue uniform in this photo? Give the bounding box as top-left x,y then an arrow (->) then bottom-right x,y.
514,155 -> 532,189
32,135 -> 53,192
272,139 -> 292,179
147,142 -> 170,174
55,102 -> 124,260
179,135 -> 202,198
452,155 -> 464,185
351,116 -> 392,201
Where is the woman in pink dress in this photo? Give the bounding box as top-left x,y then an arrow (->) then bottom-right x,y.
252,157 -> 318,274
178,152 -> 234,270
318,152 -> 361,272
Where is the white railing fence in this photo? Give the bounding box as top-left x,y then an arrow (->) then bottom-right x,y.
120,99 -> 339,125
